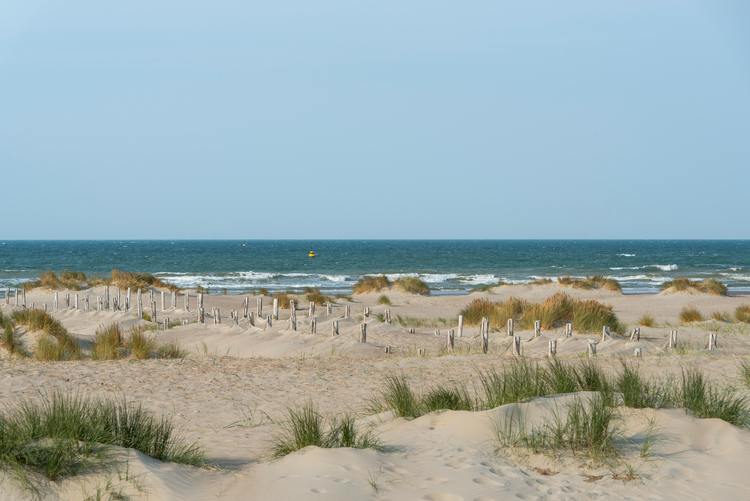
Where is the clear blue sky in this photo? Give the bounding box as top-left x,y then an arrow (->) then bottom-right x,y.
1,1 -> 748,239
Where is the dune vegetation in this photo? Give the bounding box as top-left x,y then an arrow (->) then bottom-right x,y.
393,277 -> 430,295
11,309 -> 81,361
679,306 -> 704,324
459,292 -> 623,334
660,278 -> 727,296
0,391 -> 203,493
22,269 -> 179,292
352,275 -> 391,294
557,276 -> 622,292
736,305 -> 750,324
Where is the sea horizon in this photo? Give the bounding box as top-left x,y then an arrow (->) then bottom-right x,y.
2,239 -> 749,295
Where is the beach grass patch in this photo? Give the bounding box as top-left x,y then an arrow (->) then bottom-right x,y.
352,276 -> 391,294
679,307 -> 704,324
661,278 -> 727,296
393,277 -> 430,296
736,305 -> 750,324
638,314 -> 655,327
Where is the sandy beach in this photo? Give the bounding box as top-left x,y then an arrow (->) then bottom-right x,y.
1,282 -> 749,500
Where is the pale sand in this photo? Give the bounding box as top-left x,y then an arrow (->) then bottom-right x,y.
1,284 -> 749,500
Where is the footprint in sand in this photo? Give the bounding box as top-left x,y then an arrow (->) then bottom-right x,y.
422,493 -> 465,501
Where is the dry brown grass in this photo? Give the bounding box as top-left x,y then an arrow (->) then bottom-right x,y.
23,269 -> 179,292
679,307 -> 704,324
272,292 -> 292,309
638,314 -> 655,327
91,323 -> 125,360
736,305 -> 750,324
352,276 -> 391,294
557,276 -> 622,292
12,309 -> 81,361
460,292 -> 623,334
661,278 -> 727,296
393,277 -> 430,296
110,269 -> 179,292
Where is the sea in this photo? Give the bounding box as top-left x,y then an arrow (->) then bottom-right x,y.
1,240 -> 749,296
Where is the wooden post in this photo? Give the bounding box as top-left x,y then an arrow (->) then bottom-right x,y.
116,288 -> 121,310
434,329 -> 440,337
273,297 -> 279,319
265,314 -> 272,328
184,292 -> 189,311
97,296 -> 102,311
4,288 -> 8,305
161,291 -> 165,311
448,329 -> 455,351
137,289 -> 143,319
105,286 -> 110,309
326,302 -> 332,315
384,346 -> 392,354
513,335 -> 522,356
310,317 -> 317,334
308,302 -> 315,318
707,332 -> 717,351
534,320 -> 541,337
14,289 -> 19,306
457,314 -> 464,338
65,292 -> 70,308
668,329 -> 677,349
359,323 -> 367,343
74,293 -> 79,309
364,306 -> 370,318
289,300 -> 297,331
243,297 -> 249,318
565,322 -> 573,337
417,348 -> 425,357
54,292 -> 59,310
634,347 -> 643,358
601,326 -> 611,342
256,296 -> 262,317
126,288 -> 131,310
481,317 -> 489,354
507,318 -> 514,337
198,307 -> 205,323
151,300 -> 157,322
22,289 -> 26,307
344,305 -> 350,319
548,339 -> 557,357
384,308 -> 391,324
171,291 -> 177,309
408,327 -> 415,334
587,340 -> 597,357
332,319 -> 339,336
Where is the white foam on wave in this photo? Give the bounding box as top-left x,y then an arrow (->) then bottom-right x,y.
719,273 -> 750,281
617,253 -> 636,257
649,264 -> 678,271
459,274 -> 497,285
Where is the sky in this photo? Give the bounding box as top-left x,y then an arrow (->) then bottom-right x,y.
1,1 -> 749,239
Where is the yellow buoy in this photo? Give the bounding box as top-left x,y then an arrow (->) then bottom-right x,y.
308,250 -> 317,257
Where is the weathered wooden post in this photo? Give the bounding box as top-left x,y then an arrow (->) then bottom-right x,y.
634,347 -> 643,358
172,291 -> 177,309
434,329 -> 440,337
587,340 -> 597,357
326,302 -> 332,315
359,323 -> 367,343
65,292 -> 70,308
408,327 -> 415,334
4,288 -> 8,305
199,307 -> 205,323
707,332 -> 717,351
308,302 -> 315,318
289,300 -> 297,331
481,317 -> 489,354
668,329 -> 677,349
184,292 -> 189,311
344,305 -> 350,320
448,329 -> 455,351
548,339 -> 557,357
105,286 -> 110,309
256,297 -> 262,317
418,348 -> 425,357
243,297 -> 249,318
151,301 -> 157,322
310,317 -> 317,334
512,335 -> 522,356
265,314 -> 272,328
364,306 -> 370,318
601,325 -> 611,342
332,319 -> 339,336
14,289 -> 19,306
457,314 -> 464,338
565,322 -> 573,337
54,292 -> 59,310
506,318 -> 514,337
126,288 -> 131,310
96,296 -> 102,311
534,320 -> 541,337
22,289 -> 26,307
74,293 -> 79,309
161,291 -> 165,311
136,289 -> 143,319
116,288 -> 121,310
272,297 -> 279,319
384,345 -> 392,354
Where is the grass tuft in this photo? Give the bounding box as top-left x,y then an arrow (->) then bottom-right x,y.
352,276 -> 391,294
12,309 -> 80,361
304,287 -> 334,305
679,307 -> 704,324
661,278 -> 727,296
377,295 -> 392,305
558,276 -> 622,292
736,305 -> 750,324
156,342 -> 186,359
638,314 -> 655,327
680,369 -> 749,427
271,403 -> 380,458
91,323 -> 124,361
460,292 -> 623,334
380,376 -> 422,418
127,326 -> 156,360
393,277 -> 430,296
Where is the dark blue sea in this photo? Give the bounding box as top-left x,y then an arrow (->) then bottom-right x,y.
1,240 -> 749,295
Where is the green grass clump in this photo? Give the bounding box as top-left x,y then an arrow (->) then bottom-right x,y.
156,342 -> 186,359
638,314 -> 655,327
661,278 -> 727,296
110,269 -> 179,292
0,391 -> 203,491
680,369 -> 749,427
91,323 -> 124,360
12,309 -> 80,361
558,276 -> 622,292
22,271 -> 90,291
421,385 -> 475,413
530,278 -> 553,285
740,361 -> 750,389
615,363 -> 673,409
736,305 -> 750,323
480,359 -> 548,409
393,277 -> 430,296
498,395 -> 617,460
352,275 -> 391,294
459,292 -> 623,334
381,376 -> 422,418
679,307 -> 704,324
127,326 -> 155,360
377,295 -> 392,305
271,403 -> 380,458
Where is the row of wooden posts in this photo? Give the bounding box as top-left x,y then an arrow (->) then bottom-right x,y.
3,288 -> 722,354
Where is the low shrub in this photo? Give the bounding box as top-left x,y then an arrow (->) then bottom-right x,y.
661,278 -> 727,296
558,276 -> 622,292
638,314 -> 655,327
12,309 -> 80,361
377,295 -> 392,305
352,276 -> 390,294
91,323 -> 124,360
679,307 -> 704,324
393,277 -> 430,296
736,305 -> 750,323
